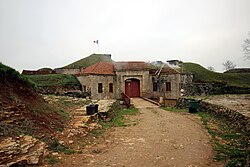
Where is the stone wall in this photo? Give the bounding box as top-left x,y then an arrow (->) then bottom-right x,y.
180,73 -> 193,84
180,82 -> 224,96
199,101 -> 250,133
77,75 -> 115,100
180,82 -> 250,96
149,74 -> 181,100
36,85 -> 83,97
176,97 -> 250,134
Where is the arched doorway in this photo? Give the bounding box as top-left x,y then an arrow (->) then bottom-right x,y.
125,79 -> 140,97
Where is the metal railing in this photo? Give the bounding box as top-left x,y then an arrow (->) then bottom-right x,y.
121,93 -> 131,108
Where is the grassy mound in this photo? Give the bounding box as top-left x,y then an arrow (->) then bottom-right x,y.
0,63 -> 35,87
224,68 -> 250,73
60,53 -> 112,69
0,63 -> 66,139
182,62 -> 250,87
25,74 -> 81,87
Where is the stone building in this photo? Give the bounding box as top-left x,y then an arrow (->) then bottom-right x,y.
77,62 -> 116,100
76,61 -> 182,101
22,68 -> 56,75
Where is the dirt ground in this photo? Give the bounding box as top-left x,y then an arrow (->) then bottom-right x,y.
203,94 -> 250,117
46,98 -> 222,167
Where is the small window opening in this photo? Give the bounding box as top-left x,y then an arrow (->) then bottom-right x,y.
153,82 -> 157,91
109,83 -> 113,93
166,82 -> 171,91
98,83 -> 103,93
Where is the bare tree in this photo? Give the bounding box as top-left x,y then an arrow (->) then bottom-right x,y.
207,66 -> 215,71
222,60 -> 236,71
242,32 -> 250,60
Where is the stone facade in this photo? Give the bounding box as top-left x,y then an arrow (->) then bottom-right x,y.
149,74 -> 181,100
75,62 -> 182,101
77,74 -> 116,100
22,59 -> 183,100
115,70 -> 150,99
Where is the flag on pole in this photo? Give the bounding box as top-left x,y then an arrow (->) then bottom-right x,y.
93,40 -> 99,52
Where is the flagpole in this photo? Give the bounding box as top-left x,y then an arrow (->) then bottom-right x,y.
93,40 -> 99,53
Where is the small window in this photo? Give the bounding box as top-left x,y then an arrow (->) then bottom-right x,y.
153,82 -> 157,91
83,85 -> 86,92
98,83 -> 103,93
109,83 -> 113,93
166,82 -> 171,91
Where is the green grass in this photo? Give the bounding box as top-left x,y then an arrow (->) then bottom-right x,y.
58,109 -> 70,121
195,111 -> 249,166
48,139 -> 76,154
44,155 -> 60,164
101,107 -> 139,128
225,68 -> 250,73
0,63 -> 35,87
110,108 -> 139,127
90,107 -> 138,137
25,74 -> 81,87
60,53 -> 113,69
181,62 -> 250,87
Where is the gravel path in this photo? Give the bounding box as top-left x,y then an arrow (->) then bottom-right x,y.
51,98 -> 221,167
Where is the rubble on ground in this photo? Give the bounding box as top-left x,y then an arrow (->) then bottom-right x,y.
0,135 -> 47,166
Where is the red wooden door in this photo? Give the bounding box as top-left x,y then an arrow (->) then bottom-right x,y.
125,79 -> 140,97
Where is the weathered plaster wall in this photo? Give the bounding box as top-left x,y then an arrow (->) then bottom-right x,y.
77,75 -> 115,100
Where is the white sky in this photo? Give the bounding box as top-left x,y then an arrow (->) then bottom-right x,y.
0,0 -> 250,72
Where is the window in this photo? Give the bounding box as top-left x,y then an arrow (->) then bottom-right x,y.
166,82 -> 171,91
109,83 -> 113,93
83,85 -> 86,92
153,82 -> 157,91
98,83 -> 103,93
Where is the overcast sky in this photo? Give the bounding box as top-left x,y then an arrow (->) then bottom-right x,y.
0,0 -> 250,72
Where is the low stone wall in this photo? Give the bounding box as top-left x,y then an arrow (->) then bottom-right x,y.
180,83 -> 250,96
176,97 -> 250,134
36,86 -> 86,97
180,82 -> 225,96
176,97 -> 189,109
